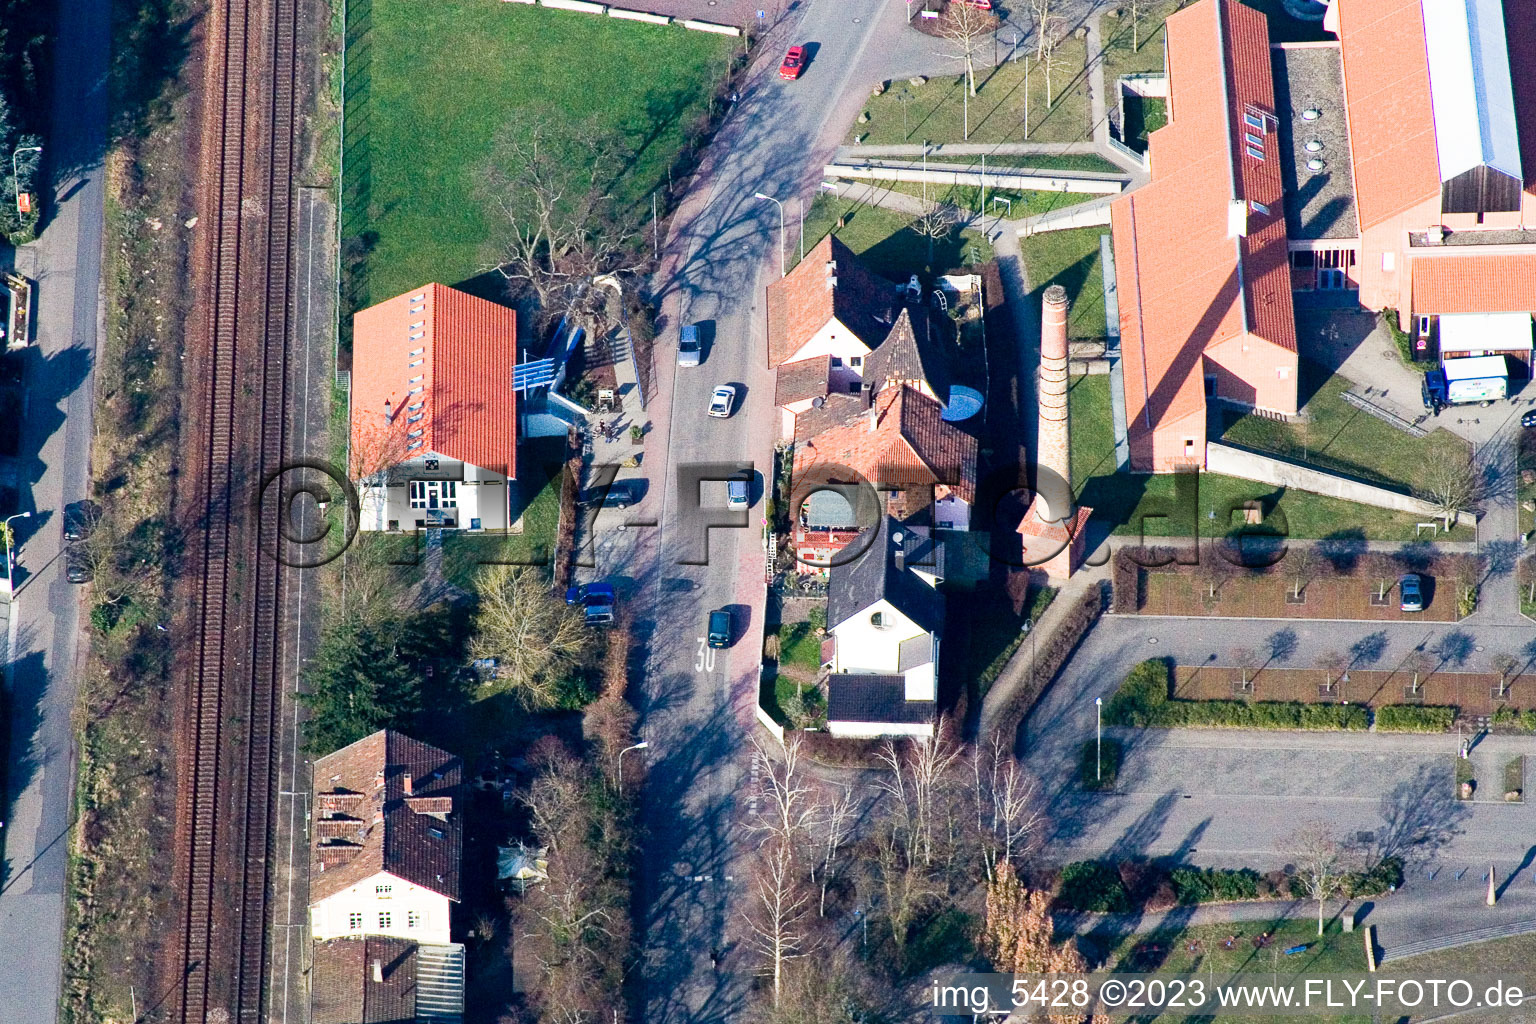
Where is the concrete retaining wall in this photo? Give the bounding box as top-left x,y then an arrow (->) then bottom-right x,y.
683,18 -> 742,35
541,0 -> 607,10
1205,441 -> 1445,516
755,703 -> 785,746
608,6 -> 671,22
826,162 -> 1124,195
1019,199 -> 1113,235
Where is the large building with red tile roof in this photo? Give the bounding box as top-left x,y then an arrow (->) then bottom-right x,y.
1110,0 -> 1299,471
350,283 -> 518,531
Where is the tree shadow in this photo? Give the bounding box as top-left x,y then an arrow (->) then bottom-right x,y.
1372,764 -> 1469,871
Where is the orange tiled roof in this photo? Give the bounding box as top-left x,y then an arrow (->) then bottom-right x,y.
765,235 -> 897,367
795,386 -> 976,503
1111,0 -> 1294,450
1410,255 -> 1536,314
350,283 -> 518,477
1335,0 -> 1441,228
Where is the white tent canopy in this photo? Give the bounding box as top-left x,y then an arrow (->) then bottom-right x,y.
1437,313 -> 1533,356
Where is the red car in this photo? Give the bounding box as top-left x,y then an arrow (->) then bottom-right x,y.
779,45 -> 806,80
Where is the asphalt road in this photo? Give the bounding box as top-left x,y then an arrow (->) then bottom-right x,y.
0,0 -> 109,1018
592,1 -> 896,1019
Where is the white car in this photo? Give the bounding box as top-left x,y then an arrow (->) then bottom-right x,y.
708,384 -> 736,418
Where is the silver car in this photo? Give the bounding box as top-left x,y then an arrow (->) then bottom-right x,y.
677,324 -> 701,367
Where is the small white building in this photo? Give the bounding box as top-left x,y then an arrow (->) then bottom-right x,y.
350,283 -> 519,532
310,730 -> 462,947
823,518 -> 944,738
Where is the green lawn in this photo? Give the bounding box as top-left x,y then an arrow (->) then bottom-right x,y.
1068,375 -> 1475,541
864,178 -> 1102,218
1100,4 -> 1178,85
1124,95 -> 1167,148
798,193 -> 993,278
441,437 -> 565,589
1019,226 -> 1110,340
1220,362 -> 1471,494
343,0 -> 733,308
923,152 -> 1123,173
856,37 -> 1092,145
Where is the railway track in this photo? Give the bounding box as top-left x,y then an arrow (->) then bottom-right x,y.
176,0 -> 299,1019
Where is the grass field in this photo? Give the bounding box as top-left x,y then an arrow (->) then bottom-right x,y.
1220,362 -> 1471,494
856,36 -> 1092,146
1020,226 -> 1110,340
866,178 -> 1102,219
923,152 -> 1123,173
1068,375 -> 1475,541
798,194 -> 994,278
343,0 -> 733,309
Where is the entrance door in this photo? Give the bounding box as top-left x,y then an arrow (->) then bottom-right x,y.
1318,268 -> 1345,290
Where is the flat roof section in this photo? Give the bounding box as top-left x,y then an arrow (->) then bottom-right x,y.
1273,43 -> 1359,240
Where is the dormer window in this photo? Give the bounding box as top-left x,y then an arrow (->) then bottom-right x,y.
870,611 -> 889,629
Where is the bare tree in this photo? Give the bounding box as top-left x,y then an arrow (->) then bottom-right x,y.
1402,649 -> 1433,696
908,199 -> 956,267
1230,645 -> 1259,687
1316,649 -> 1348,695
748,733 -> 817,852
481,115 -> 646,332
1038,19 -> 1070,108
1282,821 -> 1348,936
470,564 -> 595,708
1200,548 -> 1239,600
877,724 -> 963,868
935,2 -> 998,98
1418,451 -> 1481,530
970,732 -> 1046,881
742,840 -> 812,1010
1029,0 -> 1055,60
1286,545 -> 1323,600
869,819 -> 943,965
1363,551 -> 1397,601
810,782 -> 857,917
1492,652 -> 1521,699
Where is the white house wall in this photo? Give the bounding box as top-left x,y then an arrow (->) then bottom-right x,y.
309,870 -> 452,944
784,317 -> 877,367
830,599 -> 924,674
828,719 -> 934,739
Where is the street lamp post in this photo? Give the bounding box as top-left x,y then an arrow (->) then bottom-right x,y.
753,192 -> 786,278
3,510 -> 31,595
1095,697 -> 1104,781
12,145 -> 40,219
617,740 -> 649,795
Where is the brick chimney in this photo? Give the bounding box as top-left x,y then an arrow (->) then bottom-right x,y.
371,959 -> 383,983
892,530 -> 906,573
402,771 -> 413,796
1035,285 -> 1073,526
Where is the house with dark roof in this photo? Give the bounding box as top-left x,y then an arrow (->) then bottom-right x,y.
310,934 -> 465,1024
793,384 -> 977,530
1109,0 -> 1300,472
310,730 -> 463,945
823,517 -> 945,738
351,283 -> 519,531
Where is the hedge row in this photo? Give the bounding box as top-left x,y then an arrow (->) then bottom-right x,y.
1374,704 -> 1458,733
1104,659 -> 1368,731
1054,858 -> 1403,914
1494,707 -> 1536,733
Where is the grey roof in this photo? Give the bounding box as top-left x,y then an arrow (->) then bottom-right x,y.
804,488 -> 858,529
897,633 -> 935,672
827,516 -> 944,634
864,306 -> 955,404
1272,45 -> 1359,241
826,673 -> 936,725
311,937 -> 417,1024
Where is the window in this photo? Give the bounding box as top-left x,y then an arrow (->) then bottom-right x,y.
829,357 -> 842,367
849,356 -> 863,368
409,359 -> 424,368
410,480 -> 458,509
409,321 -> 424,330
409,293 -> 426,303
1249,200 -> 1269,216
1418,315 -> 1431,337
407,428 -> 424,439
407,413 -> 424,424
847,382 -> 861,394
375,884 -> 392,894
408,912 -> 421,929
408,375 -> 424,384
1245,145 -> 1264,161
1381,252 -> 1395,272
1277,366 -> 1290,380
1244,132 -> 1263,148
348,913 -> 363,930
408,401 -> 424,411
1243,111 -> 1264,132
409,348 -> 424,357
407,440 -> 424,451
408,386 -> 424,395
379,913 -> 392,930
1291,251 -> 1315,270
409,331 -> 425,341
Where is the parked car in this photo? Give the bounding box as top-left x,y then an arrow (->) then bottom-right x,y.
1399,573 -> 1424,613
63,499 -> 100,542
707,608 -> 732,648
589,478 -> 643,509
779,45 -> 806,80
677,324 -> 702,367
727,479 -> 749,511
708,384 -> 736,418
956,0 -> 993,7
567,582 -> 616,624
1522,409 -> 1536,428
65,543 -> 92,584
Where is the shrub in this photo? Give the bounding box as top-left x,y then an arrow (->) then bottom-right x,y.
1169,867 -> 1261,905
1342,858 -> 1403,898
1382,310 -> 1431,373
1375,704 -> 1457,733
1056,861 -> 1130,912
1079,737 -> 1122,791
1494,706 -> 1536,733
1104,658 -> 1168,726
